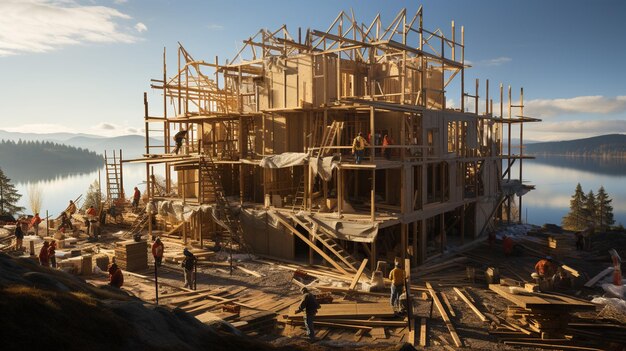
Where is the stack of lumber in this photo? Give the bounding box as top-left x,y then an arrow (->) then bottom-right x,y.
231,311 -> 277,335
114,240 -> 148,271
165,248 -> 215,264
489,284 -> 596,339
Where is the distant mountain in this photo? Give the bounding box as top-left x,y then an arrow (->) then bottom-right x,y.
0,140 -> 103,182
0,130 -> 160,159
525,134 -> 626,157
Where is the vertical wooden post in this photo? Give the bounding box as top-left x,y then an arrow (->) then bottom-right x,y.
519,87 -> 524,223
412,221 -> 418,267
401,223 -> 407,263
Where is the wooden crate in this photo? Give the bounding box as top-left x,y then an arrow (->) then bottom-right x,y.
115,240 -> 148,271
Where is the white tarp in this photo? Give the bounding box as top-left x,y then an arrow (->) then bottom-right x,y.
310,155 -> 340,182
300,213 -> 378,243
258,152 -> 308,168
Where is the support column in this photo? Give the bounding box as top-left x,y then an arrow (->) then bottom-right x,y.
412,221 -> 418,267
419,219 -> 427,264
401,223 -> 407,264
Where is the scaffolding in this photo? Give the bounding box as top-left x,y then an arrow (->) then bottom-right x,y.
125,6 -> 540,269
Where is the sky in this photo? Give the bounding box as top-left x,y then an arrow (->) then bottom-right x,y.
1,0 -> 625,142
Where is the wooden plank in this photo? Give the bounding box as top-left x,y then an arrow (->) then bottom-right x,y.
236,265 -> 263,277
316,319 -> 406,327
584,267 -> 614,287
288,319 -> 373,331
269,210 -> 349,275
561,264 -> 580,278
419,317 -> 427,347
287,302 -> 394,319
488,284 -> 595,310
440,292 -> 456,317
502,341 -> 604,351
426,282 -> 463,347
349,258 -> 369,290
453,287 -> 487,322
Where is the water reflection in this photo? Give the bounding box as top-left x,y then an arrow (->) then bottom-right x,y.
15,163 -> 148,217
517,156 -> 626,226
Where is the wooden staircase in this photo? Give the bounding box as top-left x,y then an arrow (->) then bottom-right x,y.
290,214 -> 360,273
198,155 -> 248,250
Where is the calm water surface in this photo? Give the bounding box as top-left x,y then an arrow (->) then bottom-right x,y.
12,156 -> 626,226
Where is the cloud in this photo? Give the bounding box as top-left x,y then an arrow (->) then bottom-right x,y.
3,124 -> 76,134
526,95 -> 626,118
114,0 -> 128,3
464,57 -> 511,67
0,0 -> 142,56
527,119 -> 626,134
482,56 -> 511,66
97,123 -> 116,130
134,22 -> 147,33
125,127 -> 139,134
207,24 -> 224,30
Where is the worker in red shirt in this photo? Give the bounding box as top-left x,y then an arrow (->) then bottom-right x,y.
151,237 -> 164,267
39,241 -> 50,266
108,263 -> 124,288
86,205 -> 97,217
534,256 -> 557,278
132,187 -> 141,210
30,213 -> 42,236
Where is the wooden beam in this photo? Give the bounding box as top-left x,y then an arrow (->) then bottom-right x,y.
453,287 -> 487,322
440,292 -> 456,317
584,267 -> 614,287
426,282 -> 463,347
419,317 -> 427,347
349,259 -> 369,290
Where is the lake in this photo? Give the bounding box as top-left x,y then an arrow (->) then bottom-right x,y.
11,156 -> 626,226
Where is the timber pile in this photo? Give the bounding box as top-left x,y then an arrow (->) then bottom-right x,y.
159,285 -> 298,336
114,240 -> 148,271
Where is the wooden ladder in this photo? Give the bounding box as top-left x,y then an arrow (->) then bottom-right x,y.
104,150 -> 124,205
315,121 -> 344,158
123,211 -> 149,239
291,175 -> 305,212
199,155 -> 249,251
291,214 -> 360,273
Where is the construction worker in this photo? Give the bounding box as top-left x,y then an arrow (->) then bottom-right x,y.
132,187 -> 141,210
86,205 -> 97,218
534,256 -> 557,279
48,240 -> 57,268
382,134 -> 391,160
152,237 -> 164,267
389,262 -> 406,310
14,222 -> 24,251
39,241 -> 50,267
30,213 -> 42,236
59,212 -> 73,230
181,248 -> 197,289
108,263 -> 124,288
172,129 -> 188,155
295,287 -> 321,340
351,132 -> 369,164
66,200 -> 77,216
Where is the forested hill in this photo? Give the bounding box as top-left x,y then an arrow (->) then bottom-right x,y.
525,134 -> 626,157
0,140 -> 103,181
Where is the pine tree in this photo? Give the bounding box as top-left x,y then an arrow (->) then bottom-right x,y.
81,180 -> 103,212
596,186 -> 615,230
584,190 -> 596,226
562,183 -> 587,231
0,167 -> 25,216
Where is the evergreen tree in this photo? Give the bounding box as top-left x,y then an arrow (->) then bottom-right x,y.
596,186 -> 615,230
562,183 -> 587,231
81,180 -> 103,212
0,167 -> 25,215
584,190 -> 596,225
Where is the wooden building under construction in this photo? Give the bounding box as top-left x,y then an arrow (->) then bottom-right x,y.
126,7 -> 539,273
